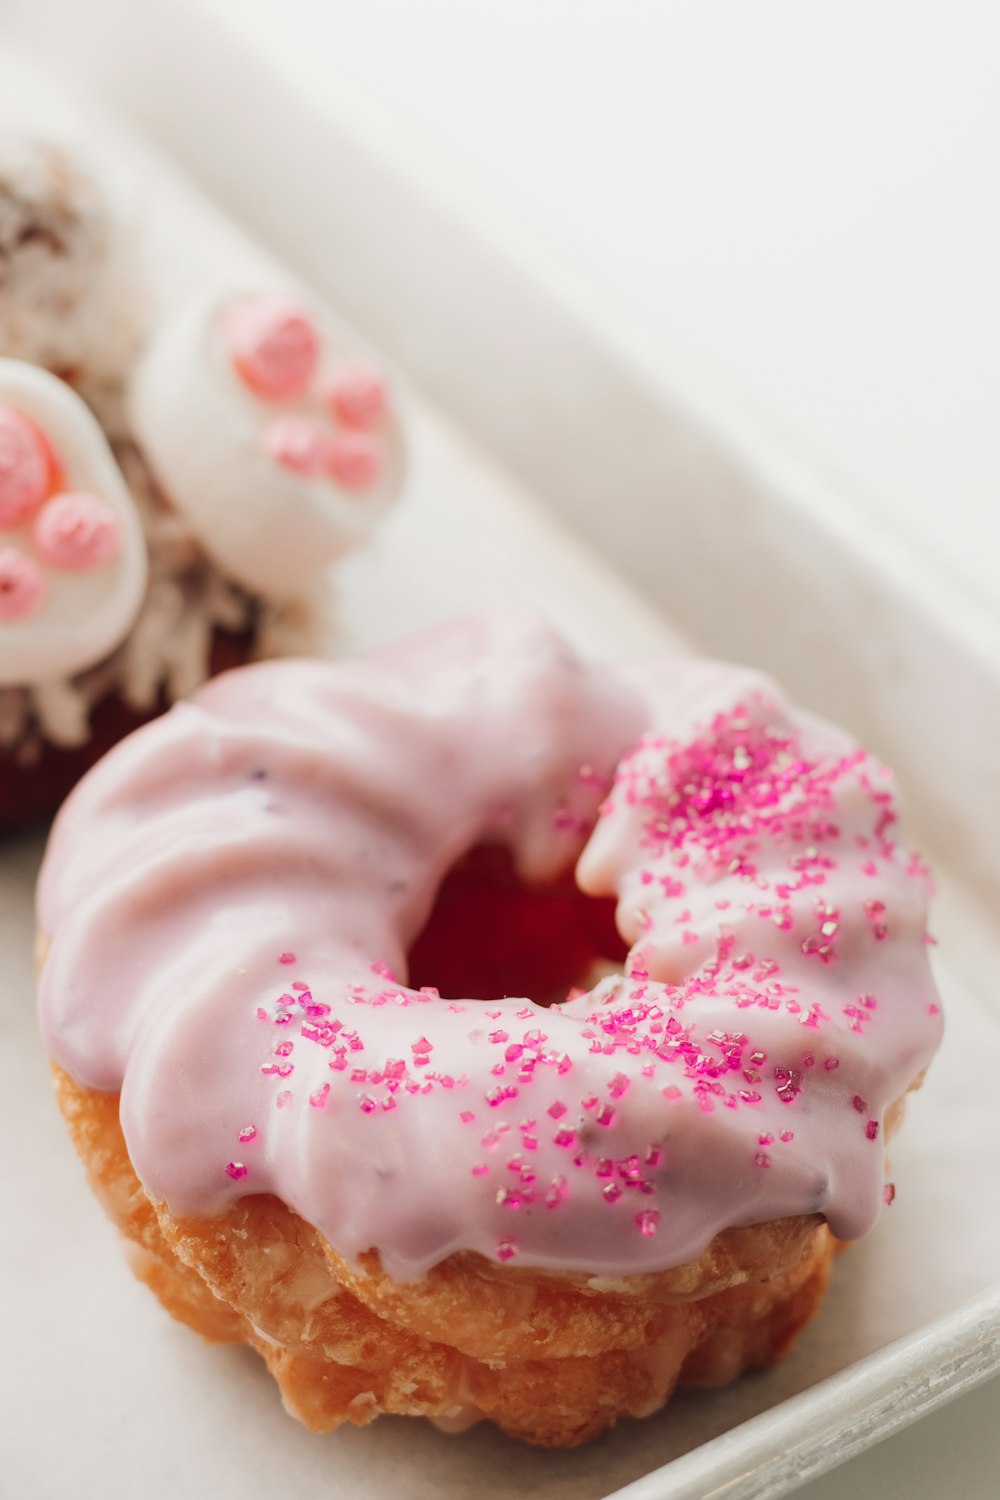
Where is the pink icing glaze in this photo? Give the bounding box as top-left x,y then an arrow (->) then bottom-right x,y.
260,415 -> 333,476
325,368 -> 386,429
0,546 -> 45,619
37,615 -> 942,1282
34,492 -> 120,571
0,406 -> 56,527
325,432 -> 380,490
225,297 -> 320,400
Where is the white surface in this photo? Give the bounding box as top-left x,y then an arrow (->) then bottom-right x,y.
253,0 -> 1000,623
0,26 -> 998,1500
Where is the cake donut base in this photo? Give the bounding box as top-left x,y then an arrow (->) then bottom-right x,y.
53,1065 -> 842,1447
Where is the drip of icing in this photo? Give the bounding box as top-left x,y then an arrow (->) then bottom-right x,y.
37,615 -> 943,1282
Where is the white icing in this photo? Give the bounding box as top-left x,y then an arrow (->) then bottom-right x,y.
0,362 -> 147,687
130,290 -> 406,600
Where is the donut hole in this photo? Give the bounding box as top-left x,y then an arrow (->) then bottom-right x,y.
406,844 -> 627,1006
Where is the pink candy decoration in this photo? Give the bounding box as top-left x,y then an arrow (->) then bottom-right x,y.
0,547 -> 45,620
326,367 -> 387,429
226,296 -> 320,399
35,493 -> 120,572
326,433 -> 380,491
0,408 -> 55,527
261,416 -> 332,476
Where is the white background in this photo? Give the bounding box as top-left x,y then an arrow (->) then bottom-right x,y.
257,0 -> 1000,619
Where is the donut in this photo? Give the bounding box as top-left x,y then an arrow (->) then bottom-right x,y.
37,614 -> 943,1445
129,289 -> 406,599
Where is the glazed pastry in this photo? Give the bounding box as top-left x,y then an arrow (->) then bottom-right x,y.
0,142 -> 405,825
37,614 -> 943,1445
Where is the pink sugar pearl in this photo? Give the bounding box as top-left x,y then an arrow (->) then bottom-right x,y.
0,407 -> 56,527
325,368 -> 386,429
0,547 -> 45,620
326,433 -> 381,491
35,492 -> 120,571
261,415 -> 332,476
225,296 -> 321,400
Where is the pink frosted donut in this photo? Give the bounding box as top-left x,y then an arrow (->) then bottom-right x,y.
39,614 -> 942,1286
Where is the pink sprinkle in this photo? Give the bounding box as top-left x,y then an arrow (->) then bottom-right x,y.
325,367 -> 386,429
471,1162 -> 488,1176
595,1104 -> 616,1127
359,1095 -> 378,1114
824,1056 -> 840,1071
545,1175 -> 567,1208
662,1085 -> 682,1101
496,1237 -> 518,1262
35,491 -> 120,571
309,1084 -> 330,1109
780,1130 -> 795,1143
602,1182 -> 623,1203
754,1150 -> 771,1168
225,295 -> 319,398
635,1209 -> 660,1238
489,1030 -> 509,1045
275,1090 -> 293,1109
852,1094 -> 868,1113
866,1119 -> 880,1140
0,548 -> 45,620
608,1071 -> 630,1098
547,1100 -> 567,1120
553,1127 -> 576,1148
238,1125 -> 257,1143
504,1043 -> 524,1062
256,1007 -> 268,1021
224,1161 -> 248,1181
278,951 -> 296,965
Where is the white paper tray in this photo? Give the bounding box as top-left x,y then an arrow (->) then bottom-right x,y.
1,18 -> 998,1500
